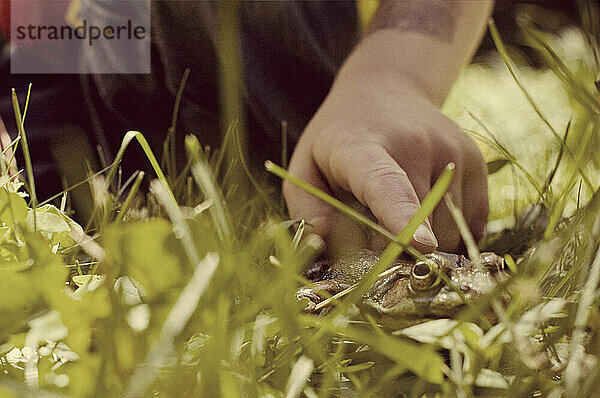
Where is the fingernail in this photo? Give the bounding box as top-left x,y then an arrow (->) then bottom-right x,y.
413,224 -> 438,248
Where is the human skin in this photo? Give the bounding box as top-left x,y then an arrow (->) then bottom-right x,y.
284,1 -> 494,255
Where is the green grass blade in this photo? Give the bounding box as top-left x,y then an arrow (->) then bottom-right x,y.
115,171 -> 144,223
39,164 -> 112,206
21,83 -> 32,126
488,20 -> 594,192
162,68 -> 190,177
521,24 -> 600,113
150,179 -> 201,267
444,194 -> 480,261
291,219 -> 305,249
186,134 -> 234,246
106,131 -> 176,206
265,160 -> 397,243
542,119 -> 571,195
565,234 -> 600,395
231,122 -> 280,210
11,89 -> 37,229
466,113 -> 547,203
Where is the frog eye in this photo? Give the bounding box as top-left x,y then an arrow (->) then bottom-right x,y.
410,260 -> 439,291
500,258 -> 510,273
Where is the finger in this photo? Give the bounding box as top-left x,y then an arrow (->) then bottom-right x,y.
329,143 -> 438,253
0,117 -> 15,175
431,159 -> 463,252
385,129 -> 432,201
368,167 -> 432,250
428,122 -> 474,252
461,144 -> 489,243
284,147 -> 367,254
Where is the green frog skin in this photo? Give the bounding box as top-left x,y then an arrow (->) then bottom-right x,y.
297,249 -> 506,327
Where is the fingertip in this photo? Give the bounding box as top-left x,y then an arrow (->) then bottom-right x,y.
411,223 -> 438,253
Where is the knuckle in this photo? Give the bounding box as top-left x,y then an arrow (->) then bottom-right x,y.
327,140 -> 363,182
361,163 -> 401,199
408,130 -> 430,152
386,128 -> 431,160
362,166 -> 420,211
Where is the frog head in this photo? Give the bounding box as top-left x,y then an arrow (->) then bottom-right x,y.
298,249 -> 507,326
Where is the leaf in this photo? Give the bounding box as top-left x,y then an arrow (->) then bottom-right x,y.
24,205 -> 70,234
0,189 -> 27,225
24,204 -> 76,247
396,319 -> 483,351
72,275 -> 106,298
475,368 -> 511,389
104,219 -> 185,298
0,230 -> 67,341
114,276 -> 145,306
285,356 -> 314,398
395,318 -> 460,343
0,269 -> 43,339
486,158 -> 510,175
513,299 -> 566,338
25,310 -> 68,348
345,327 -> 445,384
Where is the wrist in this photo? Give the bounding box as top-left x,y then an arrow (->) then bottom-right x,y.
335,31 -> 458,106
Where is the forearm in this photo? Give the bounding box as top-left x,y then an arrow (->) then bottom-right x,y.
337,1 -> 493,106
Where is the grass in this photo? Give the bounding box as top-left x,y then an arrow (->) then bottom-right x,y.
1,6 -> 600,398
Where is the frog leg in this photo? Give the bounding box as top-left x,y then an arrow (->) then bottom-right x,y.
296,279 -> 351,312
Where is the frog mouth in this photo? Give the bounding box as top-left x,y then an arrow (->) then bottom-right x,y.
368,277 -> 469,318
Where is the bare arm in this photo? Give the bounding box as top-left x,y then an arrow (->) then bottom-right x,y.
285,1 -> 493,254
344,1 -> 493,105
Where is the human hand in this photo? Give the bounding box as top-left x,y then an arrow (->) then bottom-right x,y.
0,116 -> 16,175
284,70 -> 488,254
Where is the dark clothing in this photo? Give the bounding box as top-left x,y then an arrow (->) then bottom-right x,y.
0,1 -> 92,200
81,1 -> 360,173
0,52 -> 92,200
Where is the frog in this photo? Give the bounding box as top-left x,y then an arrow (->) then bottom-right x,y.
297,249 -> 507,328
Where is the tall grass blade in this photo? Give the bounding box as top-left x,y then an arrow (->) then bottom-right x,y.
488,20 -> 594,192
21,83 -> 32,127
284,356 -> 314,398
291,219 -> 305,249
542,119 -> 571,195
106,131 -> 177,206
565,226 -> 600,396
231,121 -> 279,210
11,89 -> 37,229
465,113 -> 546,203
265,160 -> 397,244
444,194 -> 480,260
186,135 -> 234,245
115,171 -> 144,223
521,24 -> 600,113
217,0 -> 245,145
162,68 -> 190,177
150,179 -> 200,267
